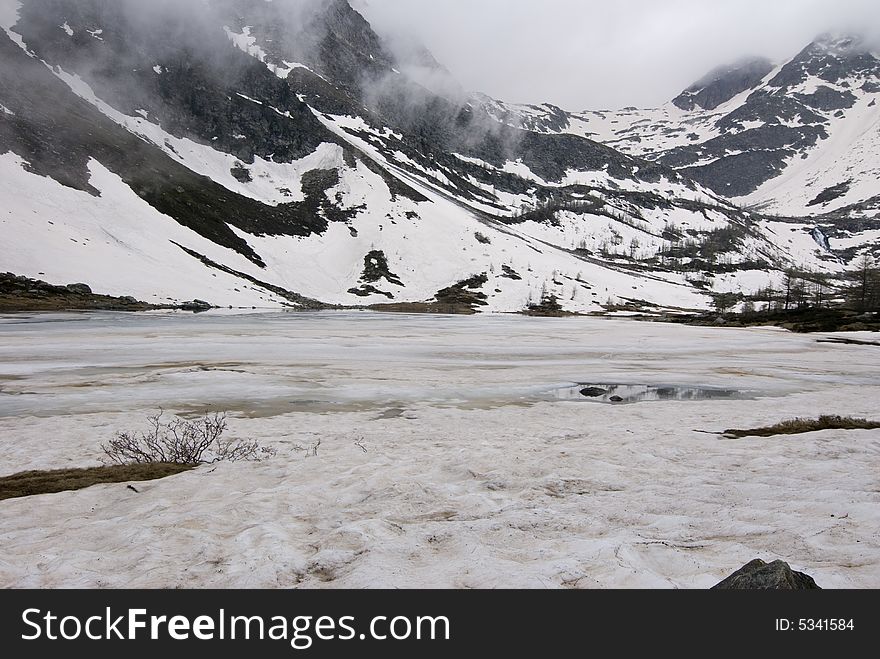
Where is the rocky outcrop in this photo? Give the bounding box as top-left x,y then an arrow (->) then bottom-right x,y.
673,57 -> 774,111
0,273 -> 225,313
664,35 -> 880,198
712,559 -> 821,589
347,251 -> 405,299
435,274 -> 489,308
579,387 -> 608,398
178,300 -> 214,312
0,273 -> 149,312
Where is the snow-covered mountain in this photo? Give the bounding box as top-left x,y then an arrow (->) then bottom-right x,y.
506,34 -> 880,222
0,0 -> 862,311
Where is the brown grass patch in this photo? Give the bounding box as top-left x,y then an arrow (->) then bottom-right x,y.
724,415 -> 880,439
0,463 -> 195,501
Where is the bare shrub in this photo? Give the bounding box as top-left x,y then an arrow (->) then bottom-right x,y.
102,411 -> 276,465
723,415 -> 880,439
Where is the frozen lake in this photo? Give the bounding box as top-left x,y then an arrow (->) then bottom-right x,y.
1,311 -> 878,588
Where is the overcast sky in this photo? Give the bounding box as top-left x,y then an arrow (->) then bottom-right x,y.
352,0 -> 880,110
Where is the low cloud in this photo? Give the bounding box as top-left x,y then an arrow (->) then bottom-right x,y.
354,0 -> 880,109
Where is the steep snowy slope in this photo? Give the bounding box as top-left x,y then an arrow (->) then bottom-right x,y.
737,83 -> 880,216
0,1 -> 850,311
203,1 -> 846,279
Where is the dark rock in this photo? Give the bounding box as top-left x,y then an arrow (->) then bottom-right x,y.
795,86 -> 857,112
609,395 -> 624,403
1,272 -> 150,311
807,181 -> 851,207
667,121 -> 827,197
580,387 -> 608,398
230,162 -> 252,183
0,12 -> 361,268
347,250 -> 405,299
712,559 -> 821,590
347,284 -> 393,299
65,283 -> 92,295
663,35 -> 880,198
672,57 -> 774,111
358,250 -> 404,287
435,274 -> 489,307
179,299 -> 213,312
501,265 -> 522,281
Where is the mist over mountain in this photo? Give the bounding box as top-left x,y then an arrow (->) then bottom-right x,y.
355,0 -> 880,110
672,58 -> 775,112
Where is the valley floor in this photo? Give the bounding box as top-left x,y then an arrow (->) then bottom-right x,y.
0,312 -> 877,588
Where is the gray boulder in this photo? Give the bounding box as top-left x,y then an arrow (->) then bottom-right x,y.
65,283 -> 92,295
179,299 -> 213,312
580,387 -> 608,398
712,559 -> 821,589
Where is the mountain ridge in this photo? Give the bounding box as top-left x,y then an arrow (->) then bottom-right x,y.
0,0 -> 871,312
505,32 -> 880,220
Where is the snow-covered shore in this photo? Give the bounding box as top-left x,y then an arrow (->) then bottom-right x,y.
0,311 -> 877,588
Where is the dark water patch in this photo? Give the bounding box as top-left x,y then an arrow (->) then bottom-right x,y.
374,407 -> 408,420
556,383 -> 759,404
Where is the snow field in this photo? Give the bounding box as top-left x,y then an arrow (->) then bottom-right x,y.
0,313 -> 877,588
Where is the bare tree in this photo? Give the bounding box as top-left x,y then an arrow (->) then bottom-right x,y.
102,411 -> 276,465
850,254 -> 878,312
712,292 -> 739,314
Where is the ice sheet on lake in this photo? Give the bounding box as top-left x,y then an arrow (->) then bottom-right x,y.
0,312 -> 878,588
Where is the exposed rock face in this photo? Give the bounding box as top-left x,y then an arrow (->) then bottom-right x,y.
808,182 -> 851,208
65,283 -> 92,295
435,274 -> 489,308
500,266 -> 523,281
663,35 -> 880,199
473,94 -> 572,133
769,33 -> 878,89
0,27 -> 339,268
673,57 -> 774,111
179,299 -> 213,312
347,250 -> 405,299
712,559 -> 821,590
0,273 -> 148,311
0,273 -> 223,313
14,0 -> 334,166
3,0 -> 695,238
511,32 -> 880,215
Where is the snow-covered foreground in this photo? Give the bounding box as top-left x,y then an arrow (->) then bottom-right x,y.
0,311 -> 878,589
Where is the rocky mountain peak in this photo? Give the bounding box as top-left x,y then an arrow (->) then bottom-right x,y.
672,56 -> 774,111
809,32 -> 869,57
769,32 -> 879,89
